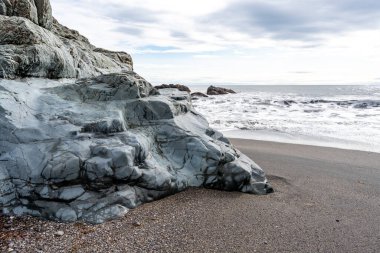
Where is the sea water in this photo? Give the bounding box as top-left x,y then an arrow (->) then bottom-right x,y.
190,85 -> 380,153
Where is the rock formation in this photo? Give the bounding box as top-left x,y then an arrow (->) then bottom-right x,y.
0,0 -> 132,79
0,0 -> 272,224
207,85 -> 236,95
155,84 -> 191,93
191,92 -> 209,98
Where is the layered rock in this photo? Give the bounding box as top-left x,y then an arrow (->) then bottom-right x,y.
0,0 -> 272,223
207,85 -> 236,95
0,0 -> 132,79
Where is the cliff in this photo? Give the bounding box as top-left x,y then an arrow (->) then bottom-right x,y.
0,0 -> 132,79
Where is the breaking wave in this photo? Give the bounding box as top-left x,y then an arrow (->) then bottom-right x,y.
192,85 -> 380,152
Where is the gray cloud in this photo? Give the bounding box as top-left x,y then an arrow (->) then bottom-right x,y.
202,0 -> 380,42
95,3 -> 160,24
170,31 -> 190,39
114,26 -> 143,36
169,31 -> 205,45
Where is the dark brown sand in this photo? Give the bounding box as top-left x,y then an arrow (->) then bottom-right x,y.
1,139 -> 380,252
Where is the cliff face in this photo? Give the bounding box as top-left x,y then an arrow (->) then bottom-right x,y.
0,0 -> 53,29
0,0 -> 272,223
0,0 -> 133,79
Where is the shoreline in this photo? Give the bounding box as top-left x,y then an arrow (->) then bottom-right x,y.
223,129 -> 380,154
1,139 -> 379,252
190,85 -> 380,156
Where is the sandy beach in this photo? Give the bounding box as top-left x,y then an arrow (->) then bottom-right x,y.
1,139 -> 379,252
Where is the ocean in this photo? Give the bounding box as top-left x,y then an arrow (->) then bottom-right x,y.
190,85 -> 380,153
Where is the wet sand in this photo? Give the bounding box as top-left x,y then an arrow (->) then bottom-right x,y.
1,139 -> 380,252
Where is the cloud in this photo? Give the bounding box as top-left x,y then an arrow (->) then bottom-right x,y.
102,4 -> 160,24
170,31 -> 190,39
113,26 -> 143,36
137,45 -> 180,53
202,0 -> 380,42
50,0 -> 380,85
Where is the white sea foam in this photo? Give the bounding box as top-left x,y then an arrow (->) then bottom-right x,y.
191,85 -> 380,153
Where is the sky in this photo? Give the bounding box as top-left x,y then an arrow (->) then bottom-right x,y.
51,0 -> 380,85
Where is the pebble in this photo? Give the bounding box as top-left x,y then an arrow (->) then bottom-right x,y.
132,221 -> 141,227
54,231 -> 64,236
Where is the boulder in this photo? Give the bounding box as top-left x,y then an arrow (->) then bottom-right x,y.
0,0 -> 272,224
56,72 -> 158,102
155,84 -> 191,93
207,85 -> 236,95
0,75 -> 272,223
191,92 -> 209,98
94,48 -> 133,68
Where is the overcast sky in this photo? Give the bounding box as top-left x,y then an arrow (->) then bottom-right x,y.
51,0 -> 380,85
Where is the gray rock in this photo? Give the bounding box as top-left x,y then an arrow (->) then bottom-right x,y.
93,48 -> 133,69
155,84 -> 191,93
59,186 -> 85,201
41,153 -> 81,182
1,0 -> 39,25
85,156 -> 114,181
34,0 -> 53,29
71,72 -> 157,102
0,0 -> 10,16
207,85 -> 236,95
0,0 -> 272,224
56,207 -> 77,222
82,119 -> 125,134
83,204 -> 129,224
0,77 -> 272,223
191,92 -> 209,98
54,230 -> 64,236
0,2 -> 132,79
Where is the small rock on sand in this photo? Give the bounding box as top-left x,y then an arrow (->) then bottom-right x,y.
54,231 -> 64,236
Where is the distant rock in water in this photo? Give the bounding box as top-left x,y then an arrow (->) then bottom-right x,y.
207,85 -> 236,95
191,92 -> 209,99
0,0 -> 272,224
155,84 -> 191,93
